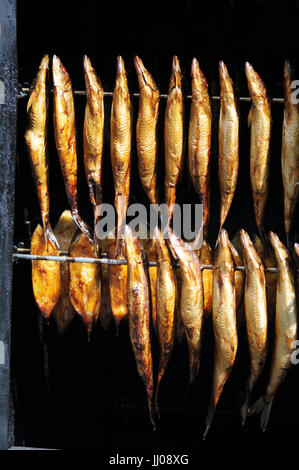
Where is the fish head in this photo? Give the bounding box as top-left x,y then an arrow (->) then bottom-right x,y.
191,58 -> 209,102
134,56 -> 158,96
124,225 -> 143,264
83,55 -> 103,105
26,54 -> 49,113
219,61 -> 234,99
269,231 -> 290,264
214,229 -> 233,267
168,55 -> 182,92
153,227 -> 170,262
240,229 -> 260,268
52,55 -> 72,92
114,56 -> 129,92
295,243 -> 299,260
245,62 -> 267,103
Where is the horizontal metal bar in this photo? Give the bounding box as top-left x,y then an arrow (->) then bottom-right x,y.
12,251 -> 295,273
18,87 -> 284,103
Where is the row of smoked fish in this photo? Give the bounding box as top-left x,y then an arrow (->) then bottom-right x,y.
25,54 -> 299,436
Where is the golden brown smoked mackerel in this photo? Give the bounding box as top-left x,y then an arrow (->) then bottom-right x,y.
135,56 -> 159,205
245,62 -> 271,239
52,210 -> 77,334
239,229 -> 268,425
203,229 -> 237,439
124,225 -> 155,428
154,227 -> 176,413
110,57 -> 131,241
108,237 -> 128,330
249,232 -> 297,431
164,56 -> 184,223
83,55 -> 104,244
218,62 -> 239,232
281,61 -> 299,245
52,55 -> 92,243
167,229 -> 204,384
25,55 -> 58,249
69,232 -> 101,339
31,224 -> 61,319
188,58 -> 212,236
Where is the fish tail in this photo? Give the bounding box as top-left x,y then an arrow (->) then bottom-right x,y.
43,219 -> 59,250
248,395 -> 273,432
147,390 -> 156,431
115,194 -> 127,249
189,354 -> 200,384
203,402 -> 216,440
93,205 -> 101,256
154,381 -> 161,420
71,208 -> 93,245
240,381 -> 252,426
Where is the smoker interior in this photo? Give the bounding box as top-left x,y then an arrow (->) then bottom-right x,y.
11,0 -> 299,450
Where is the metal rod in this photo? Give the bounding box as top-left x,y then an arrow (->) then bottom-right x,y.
18,87 -> 284,103
12,252 -> 296,273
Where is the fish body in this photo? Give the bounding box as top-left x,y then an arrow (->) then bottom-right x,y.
218,62 -> 239,231
31,224 -> 61,318
249,232 -> 297,431
245,62 -> 271,237
229,239 -> 245,325
69,232 -> 101,338
154,228 -> 176,411
110,57 -> 131,241
204,229 -> 237,438
188,58 -> 212,235
281,61 -> 299,244
52,55 -> 92,243
52,210 -> 77,334
124,225 -> 155,428
83,55 -> 104,241
164,56 -> 184,223
167,229 -> 204,383
25,55 -> 58,249
240,229 -> 268,424
135,56 -> 159,205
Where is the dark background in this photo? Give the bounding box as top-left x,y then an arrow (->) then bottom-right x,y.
11,0 -> 299,453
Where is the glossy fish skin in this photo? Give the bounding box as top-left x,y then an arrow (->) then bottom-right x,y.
110,57 -> 131,241
124,225 -> 155,428
218,61 -> 239,232
154,227 -> 176,412
31,224 -> 61,319
199,239 -> 213,318
281,61 -> 299,244
204,229 -> 237,439
52,55 -> 92,244
69,232 -> 101,339
83,56 -> 104,239
108,237 -> 128,329
25,55 -> 58,249
188,58 -> 212,236
52,210 -> 77,334
249,232 -> 297,431
167,229 -> 204,384
245,62 -> 271,237
164,56 -> 184,223
135,56 -> 159,205
240,229 -> 268,425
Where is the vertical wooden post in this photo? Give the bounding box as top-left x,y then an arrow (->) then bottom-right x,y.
0,0 -> 17,450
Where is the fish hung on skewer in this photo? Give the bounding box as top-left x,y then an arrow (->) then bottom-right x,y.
188,58 -> 212,237
83,55 -> 104,251
164,56 -> 184,224
31,224 -> 61,319
249,232 -> 297,432
52,55 -> 92,244
245,62 -> 271,241
69,231 -> 101,339
52,210 -> 77,334
25,54 -> 58,249
135,56 -> 159,205
218,61 -> 239,233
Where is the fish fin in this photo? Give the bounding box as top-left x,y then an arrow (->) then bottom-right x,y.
203,403 -> 216,439
71,209 -> 93,246
248,395 -> 273,432
44,220 -> 59,250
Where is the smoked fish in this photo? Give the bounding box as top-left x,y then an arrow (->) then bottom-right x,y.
245,62 -> 271,238
52,210 -> 77,334
199,239 -> 213,318
135,56 -> 159,205
124,225 -> 155,428
249,232 -> 297,431
31,224 -> 61,319
108,236 -> 128,330
25,55 -> 58,249
203,229 -> 237,438
240,229 -> 268,425
167,229 -> 204,383
188,58 -> 212,236
69,232 -> 101,339
110,56 -> 131,242
218,61 -> 239,232
154,227 -> 176,412
164,56 -> 184,223
83,55 -> 104,245
281,61 -> 299,245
